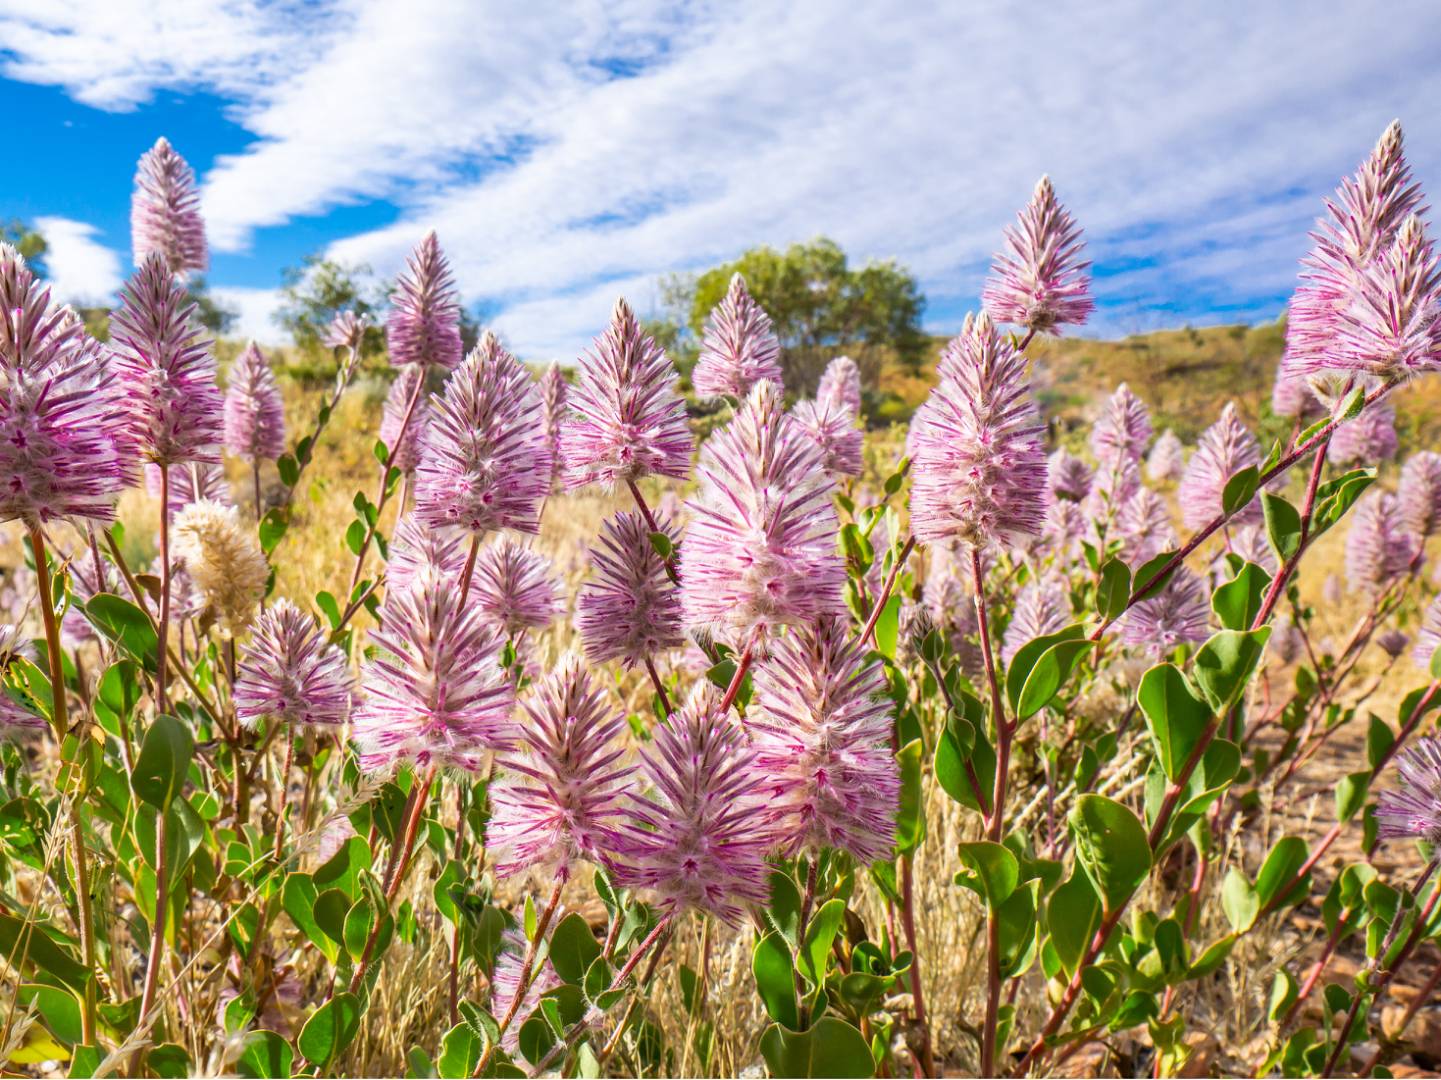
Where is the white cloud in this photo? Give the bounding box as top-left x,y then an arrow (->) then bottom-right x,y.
210,286 -> 286,345
33,216 -> 123,305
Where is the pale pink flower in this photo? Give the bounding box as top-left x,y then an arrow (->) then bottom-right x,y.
1090,383 -> 1152,466
692,273 -> 784,398
233,599 -> 352,730
386,231 -> 462,371
1345,491 -> 1418,598
577,510 -> 683,667
1329,400 -> 1398,466
791,397 -> 863,479
1146,429 -> 1186,484
223,342 -> 286,463
1398,451 -> 1441,539
1178,403 -> 1261,530
469,539 -> 562,638
981,176 -> 1093,334
817,355 -> 862,415
131,137 -> 207,275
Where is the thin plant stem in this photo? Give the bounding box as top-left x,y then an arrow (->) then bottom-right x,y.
626,478 -> 679,584
472,878 -> 566,1076
271,733 -> 295,861
900,852 -> 936,1077
861,537 -> 917,646
157,464 -> 171,711
346,370 -> 426,598
643,656 -> 673,716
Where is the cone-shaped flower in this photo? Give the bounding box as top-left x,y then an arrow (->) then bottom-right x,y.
386,231 -> 462,371
380,366 -> 430,475
749,619 -> 898,864
692,274 -> 784,399
1178,403 -> 1261,530
1336,215 -> 1441,379
0,248 -> 131,527
1271,371 -> 1322,420
539,362 -> 567,489
561,299 -> 693,489
611,688 -> 774,925
490,929 -> 563,1050
147,461 -> 229,513
1345,491 -> 1418,598
1091,384 -> 1152,465
386,514 -> 466,596
324,309 -> 371,353
791,397 -> 863,479
1118,487 -> 1176,567
131,137 -> 207,275
1120,568 -> 1210,657
1330,400 -> 1398,466
414,332 -> 551,536
171,499 -> 269,635
224,342 -> 286,463
681,380 -> 845,636
981,176 -> 1094,334
353,564 -> 515,775
111,254 -> 224,467
470,539 -> 562,638
233,599 -> 353,730
1000,577 -> 1069,667
1412,594 -> 1441,672
1375,736 -> 1441,843
577,510 -> 683,667
909,312 -> 1048,549
486,659 -> 629,879
1283,122 -> 1423,378
1146,429 -> 1186,483
1399,451 -> 1441,539
1048,450 -> 1093,502
817,355 -> 862,415
1044,499 -> 1087,564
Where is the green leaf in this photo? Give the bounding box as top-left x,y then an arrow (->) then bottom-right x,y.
872,596 -> 901,659
0,915 -> 89,992
19,983 -> 83,1045
1221,868 -> 1259,933
1133,551 -> 1179,597
1192,628 -> 1272,711
345,520 -> 367,557
799,899 -> 846,985
258,509 -> 289,555
648,531 -> 674,559
1367,715 -> 1395,769
84,593 -> 159,672
314,591 -> 342,631
1046,871 -> 1101,976
1221,466 -> 1260,516
1017,637 -> 1093,719
1313,468 -> 1376,535
297,992 -> 362,1068
1211,563 -> 1272,632
277,453 -> 300,488
237,1030 -> 293,1079
549,913 -> 602,985
1338,385 -> 1366,420
1261,492 -> 1303,563
1137,664 -> 1211,782
1336,771 -> 1371,821
894,738 -> 925,855
759,1018 -> 876,1078
956,842 -> 1020,907
752,932 -> 799,1029
437,1023 -> 483,1078
148,1044 -> 190,1078
1069,794 -> 1151,912
1005,624 -> 1084,712
131,714 -> 195,810
1097,558 -> 1131,620
1255,836 -> 1310,910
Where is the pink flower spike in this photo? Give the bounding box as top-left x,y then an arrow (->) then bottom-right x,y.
577,510 -> 684,668
1413,594 -> 1441,672
1091,384 -> 1152,466
1376,736 -> 1441,844
1345,490 -> 1418,598
1337,215 -> 1441,379
233,599 -> 353,731
981,176 -> 1094,335
1120,568 -> 1211,658
1146,429 -> 1186,484
386,231 -> 462,371
817,355 -> 862,415
324,309 -> 371,352
380,366 -> 430,476
1048,450 -> 1093,503
469,539 -> 562,638
1329,400 -> 1398,466
131,137 -> 208,275
692,273 -> 784,399
1001,578 -> 1070,666
1398,451 -> 1441,540
791,397 -> 863,479
1117,487 -> 1176,568
224,342 -> 286,463
146,462 -> 230,514
1177,403 -> 1261,530
539,362 -> 567,489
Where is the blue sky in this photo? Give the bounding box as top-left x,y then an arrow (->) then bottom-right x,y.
4,1 -> 1441,360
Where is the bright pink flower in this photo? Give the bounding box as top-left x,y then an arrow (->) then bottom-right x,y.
386,231 -> 462,371
817,355 -> 862,415
692,273 -> 784,398
1329,400 -> 1398,466
380,365 -> 430,475
1146,429 -> 1186,483
1177,403 -> 1261,530
981,176 -> 1094,335
1345,490 -> 1418,598
1091,384 -> 1152,466
1117,487 -> 1176,567
486,659 -> 628,879
386,514 -> 465,595
1001,577 -> 1070,666
131,137 -> 207,275
681,380 -> 845,636
539,362 -> 567,490
470,539 -> 562,638
909,312 -> 1048,549
1398,451 -> 1441,539
224,341 -> 286,463
1375,736 -> 1441,843
791,397 -> 863,479
561,299 -> 693,489
1336,215 -> 1441,379
233,599 -> 352,730
577,510 -> 683,668
414,332 -> 551,536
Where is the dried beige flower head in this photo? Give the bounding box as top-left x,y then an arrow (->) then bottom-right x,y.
171,498 -> 269,635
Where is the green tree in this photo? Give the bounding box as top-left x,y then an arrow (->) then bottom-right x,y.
276,255 -> 386,354
672,237 -> 926,391
1,219 -> 49,279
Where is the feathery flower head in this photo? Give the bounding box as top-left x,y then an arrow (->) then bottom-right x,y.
1001,578 -> 1070,667
1091,383 -> 1152,466
470,539 -> 562,638
414,332 -> 551,536
1413,594 -> 1441,672
131,137 -> 208,275
233,599 -> 353,731
1336,214 -> 1441,379
1399,451 -> 1441,539
0,250 -> 131,527
1177,402 -> 1261,530
577,510 -> 683,667
749,619 -> 898,864
324,309 -> 371,353
1048,449 -> 1093,502
386,514 -> 466,596
171,499 -> 270,635
561,298 -> 693,489
146,461 -> 229,514
1378,628 -> 1411,660
380,365 -> 430,475
1375,736 -> 1441,844
692,273 -> 784,399
491,930 -> 563,1052
909,312 -> 1048,548
353,566 -> 515,775
1344,490 -> 1418,598
1043,498 -> 1088,564
1271,371 -> 1322,420
1146,429 -> 1187,483
1086,453 -> 1141,522
1229,525 -> 1279,576
612,687 -> 774,925
224,341 -> 286,463
539,362 -> 567,489
1117,487 -> 1176,568
817,355 -> 862,415
981,176 -> 1094,334
486,658 -> 629,879
111,254 -> 224,467
790,397 -> 863,479
1120,568 -> 1211,658
1329,400 -> 1398,465
386,231 -> 462,371
681,380 -> 845,636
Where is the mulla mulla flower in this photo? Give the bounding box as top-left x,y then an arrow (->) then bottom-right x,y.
352,564 -> 515,775
233,599 -> 353,730
146,461 -> 229,514
130,137 -> 208,275
1375,736 -> 1441,843
791,397 -> 863,479
1146,429 -> 1186,484
1399,451 -> 1441,539
223,341 -> 286,463
386,231 -> 462,372
1336,214 -> 1441,380
171,499 -> 270,635
0,624 -> 45,734
1000,578 -> 1070,666
490,931 -> 563,1053
1345,490 -> 1418,598
817,355 -> 862,415
611,687 -> 775,926
1413,594 -> 1441,671
0,247 -> 131,528
692,273 -> 785,399
1091,383 -> 1152,466
1329,397 -> 1399,467
1117,487 -> 1176,568
1271,371 -> 1322,421
386,513 -> 465,596
469,539 -> 562,638
749,619 -> 898,864
577,510 -> 684,667
1177,402 -> 1262,530
909,312 -> 1048,549
324,309 -> 371,354
981,175 -> 1094,335
1378,628 -> 1411,661
380,365 -> 430,476
561,298 -> 693,490
110,254 -> 224,467
1048,450 -> 1093,502
539,362 -> 568,490
486,659 -> 629,879
681,380 -> 846,637
414,331 -> 552,536
1120,568 -> 1211,658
